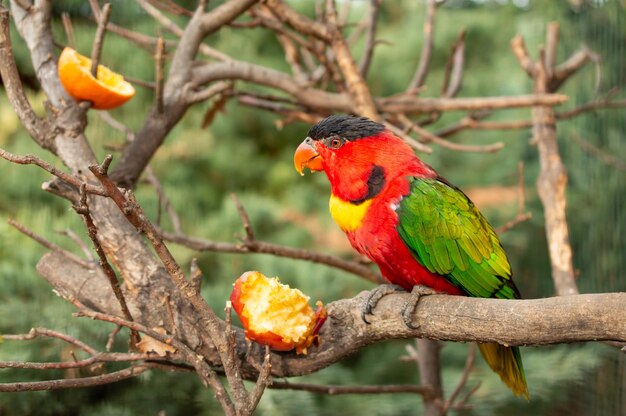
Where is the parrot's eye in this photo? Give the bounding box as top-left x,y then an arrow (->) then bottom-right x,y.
327,136 -> 344,149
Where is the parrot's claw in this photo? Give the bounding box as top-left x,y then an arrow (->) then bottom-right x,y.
401,285 -> 438,329
361,284 -> 405,324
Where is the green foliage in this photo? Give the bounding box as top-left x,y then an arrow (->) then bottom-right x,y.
1,1 -> 624,415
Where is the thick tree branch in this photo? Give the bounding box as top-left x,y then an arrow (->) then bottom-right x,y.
0,7 -> 54,150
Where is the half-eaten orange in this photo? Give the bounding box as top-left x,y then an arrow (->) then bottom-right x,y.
57,47 -> 136,110
230,271 -> 327,354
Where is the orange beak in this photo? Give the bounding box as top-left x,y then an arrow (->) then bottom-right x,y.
294,138 -> 324,175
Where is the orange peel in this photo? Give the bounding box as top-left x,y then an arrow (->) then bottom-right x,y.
57,47 -> 135,110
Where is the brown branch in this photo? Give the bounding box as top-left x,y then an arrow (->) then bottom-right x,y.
441,28 -> 466,98
544,22 -> 559,77
71,300 -> 235,412
231,193 -> 255,241
8,219 -> 93,269
409,0 -> 437,89
556,98 -> 626,120
531,47 -> 578,296
110,0 -> 257,188
570,133 -> 626,172
381,93 -> 568,113
146,0 -> 193,17
144,167 -> 183,234
185,80 -> 232,105
0,352 -> 175,370
495,161 -> 532,234
443,343 -> 476,413
399,115 -> 504,153
269,381 -> 431,396
510,35 -> 534,77
552,45 -> 600,91
155,36 -> 165,113
264,0 -> 330,41
0,365 -> 150,392
0,148 -> 107,197
417,338 -> 444,416
0,8 -> 54,150
2,327 -> 97,356
90,3 -> 112,77
358,0 -> 382,77
384,122 -> 433,154
61,12 -> 76,49
89,156 -> 269,415
325,0 -> 379,120
58,228 -> 94,261
72,186 -> 141,347
88,0 -> 177,54
159,229 -> 382,284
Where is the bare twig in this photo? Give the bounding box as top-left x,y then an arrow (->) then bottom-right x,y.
61,12 -> 76,49
384,122 -> 433,154
409,0 -> 437,89
231,193 -> 255,242
358,0 -> 382,77
269,381 -> 431,396
58,228 -> 95,261
495,162 -> 532,234
399,115 -> 504,153
2,327 -> 97,356
8,219 -> 93,269
72,185 -> 141,347
0,148 -> 107,196
442,343 -> 477,413
441,28 -> 466,97
155,36 -> 165,113
106,325 -> 122,352
90,3 -> 112,77
144,167 -> 183,233
510,35 -> 534,77
570,133 -> 626,172
158,229 -> 382,284
0,366 -> 150,392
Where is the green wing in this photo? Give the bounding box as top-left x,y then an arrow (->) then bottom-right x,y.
397,177 -> 520,299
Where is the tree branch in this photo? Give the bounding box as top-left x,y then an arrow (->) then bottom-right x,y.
0,7 -> 54,150
409,0 -> 437,89
0,366 -> 150,392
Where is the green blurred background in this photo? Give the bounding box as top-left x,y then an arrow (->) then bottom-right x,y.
1,0 -> 624,414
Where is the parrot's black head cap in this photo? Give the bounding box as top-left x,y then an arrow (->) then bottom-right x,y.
308,115 -> 385,141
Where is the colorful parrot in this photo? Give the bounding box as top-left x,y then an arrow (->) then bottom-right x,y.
293,115 -> 528,399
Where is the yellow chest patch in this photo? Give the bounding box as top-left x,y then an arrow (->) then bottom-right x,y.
329,194 -> 372,232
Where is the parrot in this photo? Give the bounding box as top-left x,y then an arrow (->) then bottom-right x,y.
293,114 -> 528,399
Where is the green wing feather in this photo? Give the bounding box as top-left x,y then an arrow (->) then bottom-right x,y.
397,177 -> 529,399
397,177 -> 519,300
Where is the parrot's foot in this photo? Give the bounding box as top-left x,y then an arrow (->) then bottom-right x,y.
361,284 -> 405,324
401,285 -> 438,329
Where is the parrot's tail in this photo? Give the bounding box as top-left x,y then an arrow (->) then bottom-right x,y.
478,343 -> 529,400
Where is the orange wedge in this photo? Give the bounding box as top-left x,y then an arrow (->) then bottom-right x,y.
57,47 -> 135,110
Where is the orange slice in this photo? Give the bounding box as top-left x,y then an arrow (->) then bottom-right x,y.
57,47 -> 135,110
230,271 -> 327,354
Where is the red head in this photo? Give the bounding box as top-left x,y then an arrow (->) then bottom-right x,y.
294,115 -> 435,202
